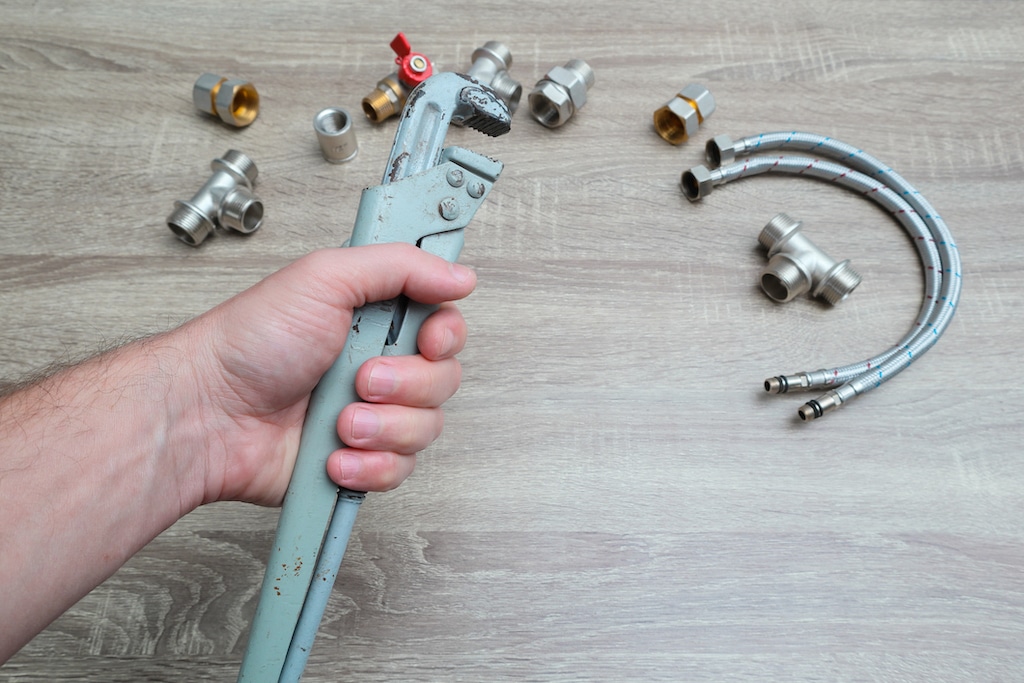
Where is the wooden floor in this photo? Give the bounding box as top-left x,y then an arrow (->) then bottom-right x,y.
3,1 -> 1023,680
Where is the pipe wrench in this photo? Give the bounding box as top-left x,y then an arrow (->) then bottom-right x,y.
237,71 -> 511,683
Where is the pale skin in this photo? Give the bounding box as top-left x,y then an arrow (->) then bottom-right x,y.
0,243 -> 476,662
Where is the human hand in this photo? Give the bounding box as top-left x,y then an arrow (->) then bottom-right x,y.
176,243 -> 476,507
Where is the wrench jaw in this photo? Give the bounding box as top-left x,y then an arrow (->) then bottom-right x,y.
386,72 -> 511,183
454,85 -> 513,137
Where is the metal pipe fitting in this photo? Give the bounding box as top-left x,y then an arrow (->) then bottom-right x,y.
758,213 -> 861,305
192,73 -> 260,127
362,33 -> 434,123
653,84 -> 715,145
313,107 -> 359,163
166,150 -> 263,246
705,133 -> 744,167
680,163 -> 726,201
464,41 -> 522,115
528,59 -> 595,128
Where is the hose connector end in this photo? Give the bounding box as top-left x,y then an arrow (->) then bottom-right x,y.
797,391 -> 842,422
681,164 -> 715,201
765,372 -> 812,394
706,134 -> 741,168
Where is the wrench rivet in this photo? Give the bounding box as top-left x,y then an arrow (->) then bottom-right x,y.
446,168 -> 465,187
438,197 -> 461,221
466,181 -> 485,198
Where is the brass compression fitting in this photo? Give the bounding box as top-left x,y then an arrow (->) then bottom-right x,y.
166,150 -> 263,246
362,33 -> 433,123
192,73 -> 260,127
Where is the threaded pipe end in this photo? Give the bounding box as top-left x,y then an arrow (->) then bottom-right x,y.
490,71 -> 523,114
759,213 -> 801,251
219,187 -> 264,234
817,260 -> 862,305
362,88 -> 399,123
216,150 -> 258,185
761,256 -> 810,302
167,201 -> 214,246
566,59 -> 595,88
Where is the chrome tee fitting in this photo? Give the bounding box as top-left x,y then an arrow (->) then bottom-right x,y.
465,41 -> 522,115
362,33 -> 434,123
759,213 -> 861,305
653,84 -> 715,145
166,150 -> 263,246
193,73 -> 260,127
528,59 -> 595,128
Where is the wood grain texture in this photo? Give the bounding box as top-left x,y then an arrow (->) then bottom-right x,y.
2,0 -> 1023,680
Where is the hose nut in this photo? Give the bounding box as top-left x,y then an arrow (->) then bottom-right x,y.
758,213 -> 862,305
166,150 -> 263,246
680,164 -> 717,201
313,107 -> 359,163
528,59 -> 595,128
192,73 -> 260,127
706,134 -> 743,167
653,84 -> 715,145
465,41 -> 522,115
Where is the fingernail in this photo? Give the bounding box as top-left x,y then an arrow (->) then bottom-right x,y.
451,262 -> 473,283
339,453 -> 362,484
367,363 -> 397,398
351,408 -> 381,439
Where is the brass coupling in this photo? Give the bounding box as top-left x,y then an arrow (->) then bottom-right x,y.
362,33 -> 434,123
653,84 -> 715,145
528,59 -> 595,128
166,150 -> 263,246
465,41 -> 522,115
192,73 -> 260,127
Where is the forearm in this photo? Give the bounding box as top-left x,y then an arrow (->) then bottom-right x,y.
0,332 -> 208,660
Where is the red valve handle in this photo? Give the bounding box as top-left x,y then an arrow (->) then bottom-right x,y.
390,32 -> 432,87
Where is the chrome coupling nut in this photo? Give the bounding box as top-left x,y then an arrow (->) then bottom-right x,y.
166,150 -> 263,246
758,213 -> 861,305
465,41 -> 522,115
680,164 -> 724,201
705,133 -> 745,167
313,107 -> 358,163
528,59 -> 595,128
653,84 -> 715,145
362,33 -> 434,123
192,73 -> 260,127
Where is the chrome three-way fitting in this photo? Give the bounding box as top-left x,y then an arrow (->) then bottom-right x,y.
528,59 -> 595,128
192,73 -> 260,127
653,84 -> 715,145
166,150 -> 263,246
464,41 -> 522,115
759,213 -> 861,305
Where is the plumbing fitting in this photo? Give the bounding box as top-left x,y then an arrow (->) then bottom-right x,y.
166,150 -> 263,246
361,33 -> 434,123
313,107 -> 359,163
758,213 -> 861,305
528,59 -> 595,128
683,131 -> 961,422
192,73 -> 260,127
653,84 -> 716,145
464,41 -> 522,115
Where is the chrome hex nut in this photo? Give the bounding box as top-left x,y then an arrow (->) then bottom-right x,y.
681,164 -> 715,201
529,80 -> 574,128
